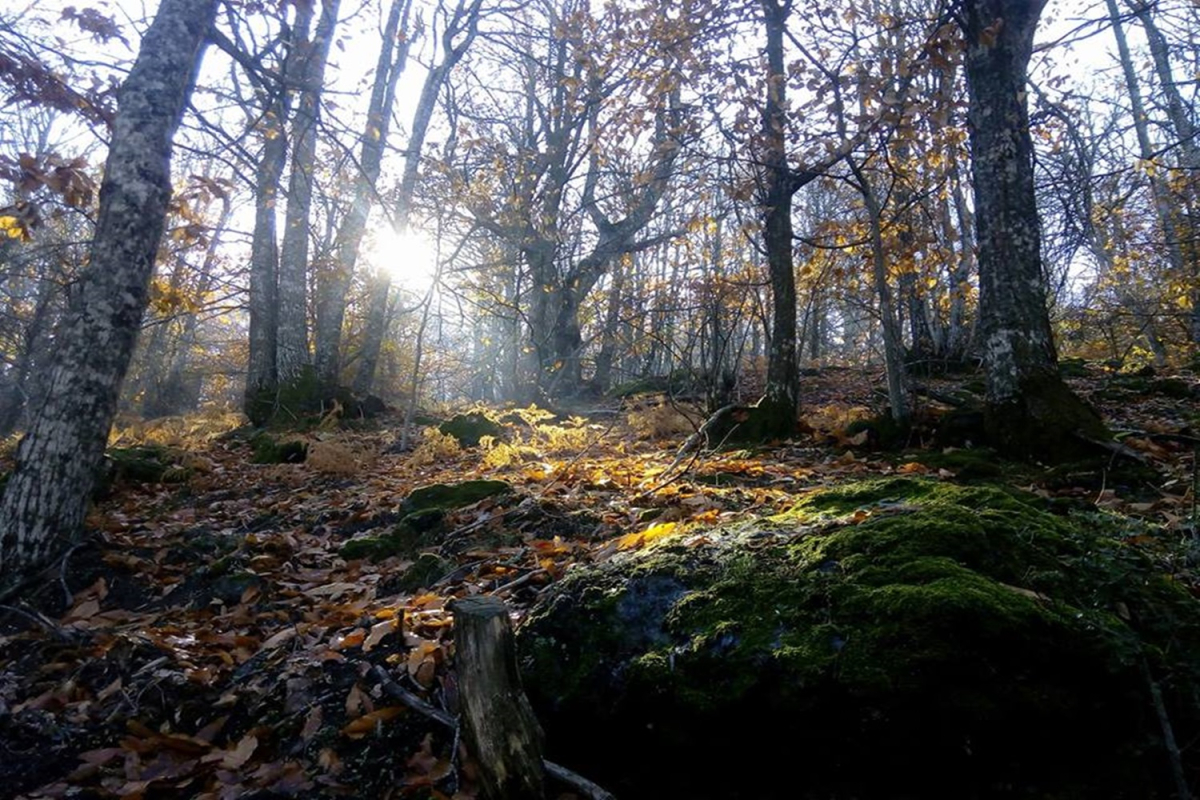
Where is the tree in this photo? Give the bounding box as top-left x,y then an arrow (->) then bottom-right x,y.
960,0 -> 1104,454
313,0 -> 413,389
0,0 -> 217,584
353,0 -> 484,396
276,0 -> 341,385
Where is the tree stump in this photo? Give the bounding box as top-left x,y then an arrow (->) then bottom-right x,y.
451,596 -> 546,800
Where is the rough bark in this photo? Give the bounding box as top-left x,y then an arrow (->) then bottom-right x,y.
0,0 -> 216,584
756,0 -> 800,437
962,0 -> 1105,456
276,0 -> 340,384
244,78 -> 292,418
314,0 -> 411,388
450,596 -> 546,800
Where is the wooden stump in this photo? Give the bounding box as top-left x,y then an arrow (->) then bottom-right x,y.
451,595 -> 546,800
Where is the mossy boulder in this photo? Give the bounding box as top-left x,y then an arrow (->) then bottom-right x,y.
438,412 -> 504,447
385,553 -> 455,594
94,445 -> 191,497
340,509 -> 447,562
402,480 -> 511,513
249,432 -> 308,464
518,478 -> 1200,799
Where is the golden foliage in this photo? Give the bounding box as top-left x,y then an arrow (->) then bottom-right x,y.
109,408 -> 246,448
627,402 -> 696,441
307,438 -> 364,476
410,429 -> 463,466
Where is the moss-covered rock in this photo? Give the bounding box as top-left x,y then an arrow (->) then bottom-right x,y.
913,446 -> 1005,480
385,553 -> 454,594
402,480 -> 511,512
249,432 -> 308,464
339,509 -> 447,562
438,412 -> 504,447
94,445 -> 191,497
518,478 -> 1200,799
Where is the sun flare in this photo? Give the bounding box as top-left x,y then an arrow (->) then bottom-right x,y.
365,227 -> 439,291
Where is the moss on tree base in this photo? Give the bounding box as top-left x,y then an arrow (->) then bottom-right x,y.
518,478 -> 1200,799
986,373 -> 1109,461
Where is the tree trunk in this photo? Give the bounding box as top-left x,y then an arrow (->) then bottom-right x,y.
0,0 -> 216,584
276,0 -> 340,384
756,0 -> 799,436
354,0 -> 483,395
0,276 -> 56,436
1129,1 -> 1200,346
853,159 -> 911,422
244,87 -> 290,420
962,0 -> 1104,456
314,0 -> 411,388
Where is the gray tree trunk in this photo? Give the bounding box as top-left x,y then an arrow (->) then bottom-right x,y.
314,0 -> 411,388
757,0 -> 800,435
963,0 -> 1104,455
276,0 -> 340,384
0,0 -> 216,584
353,0 -> 483,395
244,79 -> 292,419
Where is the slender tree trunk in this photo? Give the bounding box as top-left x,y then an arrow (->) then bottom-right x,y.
757,0 -> 799,436
853,160 -> 911,421
314,0 -> 411,388
354,0 -> 483,395
276,0 -> 340,384
244,92 -> 290,420
1106,0 -> 1192,348
0,0 -> 216,583
1129,1 -> 1200,345
0,276 -> 56,436
963,0 -> 1104,456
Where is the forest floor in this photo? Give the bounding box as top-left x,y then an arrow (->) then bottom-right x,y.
1,365 -> 1198,799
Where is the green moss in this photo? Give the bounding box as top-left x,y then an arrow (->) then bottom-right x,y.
1058,357 -> 1092,378
403,480 -> 511,512
392,553 -> 454,592
249,432 -> 307,464
438,412 -> 504,447
913,446 -> 1004,479
520,478 -> 1200,798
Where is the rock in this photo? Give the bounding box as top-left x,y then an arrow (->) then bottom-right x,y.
383,553 -> 455,594
438,412 -> 504,447
403,480 -> 511,513
339,510 -> 446,563
518,478 -> 1200,799
94,445 -> 191,498
249,432 -> 307,464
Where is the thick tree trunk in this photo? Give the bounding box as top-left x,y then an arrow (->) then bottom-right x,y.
963,0 -> 1104,456
756,0 -> 799,437
0,0 -> 215,584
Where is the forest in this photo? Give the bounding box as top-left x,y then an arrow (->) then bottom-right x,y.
1,0 -> 1200,797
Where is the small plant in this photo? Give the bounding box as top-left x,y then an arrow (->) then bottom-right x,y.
411,428 -> 463,466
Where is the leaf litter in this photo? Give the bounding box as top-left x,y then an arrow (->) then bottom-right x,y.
1,367 -> 1198,798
